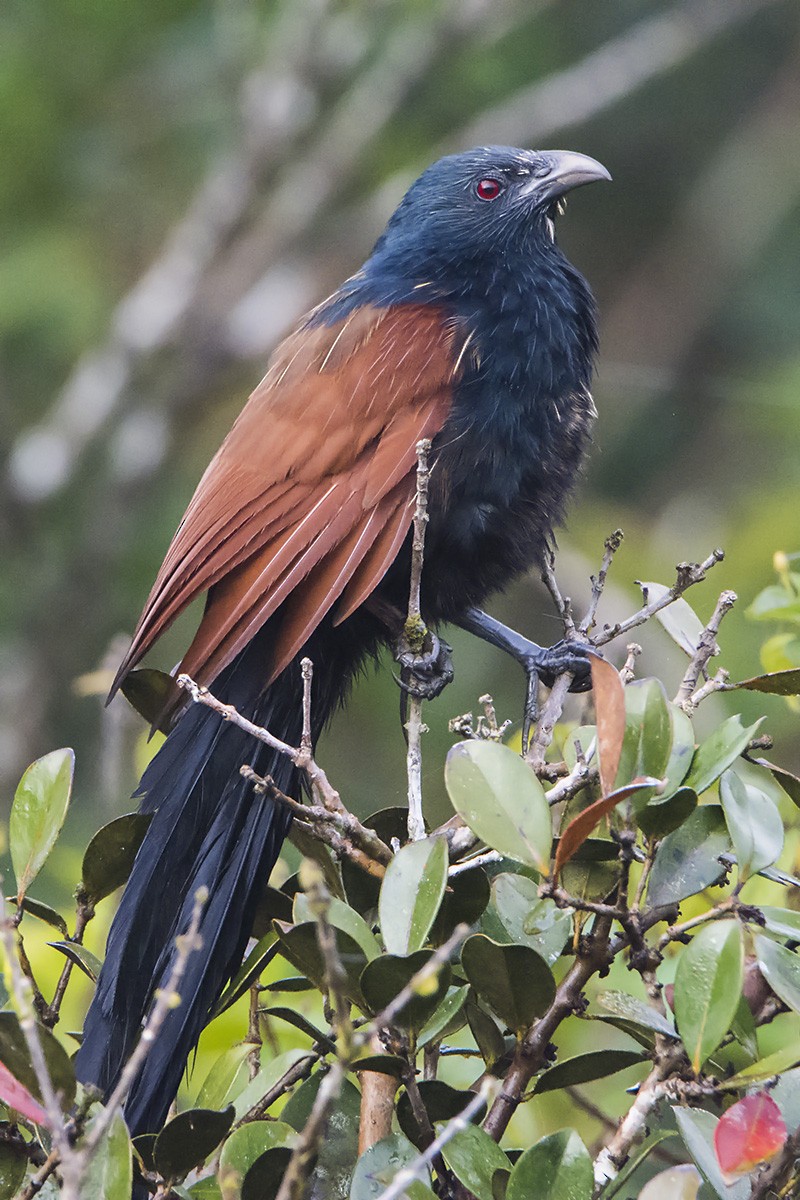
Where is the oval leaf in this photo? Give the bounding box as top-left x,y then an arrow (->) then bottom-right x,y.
218,1121 -> 297,1195
292,894 -> 380,962
155,1107 -> 235,1180
533,1048 -> 645,1094
378,836 -> 448,956
272,921 -> 367,1009
732,668 -> 800,696
81,1110 -> 133,1200
47,941 -> 102,982
360,951 -> 451,1031
10,748 -> 74,904
0,1011 -> 76,1110
11,896 -> 68,935
714,1091 -> 787,1183
461,935 -> 555,1033
674,920 -> 744,1072
282,1074 -> 360,1200
615,678 -> 672,797
0,1141 -> 28,1198
80,812 -> 153,904
441,1125 -> 511,1200
755,935 -> 800,1016
673,1107 -> 750,1200
483,874 -> 571,965
719,767 -> 783,879
591,655 -> 626,796
507,1129 -> 592,1200
647,806 -> 730,908
350,1133 -> 420,1200
445,741 -> 552,873
241,1147 -> 293,1200
683,715 -> 764,798
417,984 -> 470,1048
195,1044 -> 252,1112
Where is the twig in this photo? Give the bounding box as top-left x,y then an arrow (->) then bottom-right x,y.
580,529 -> 624,635
619,643 -> 642,685
18,1149 -> 61,1200
526,674 -> 572,770
299,657 -> 313,757
595,550 -> 724,648
405,439 -> 433,842
673,589 -> 737,710
240,765 -> 391,871
177,672 -> 347,814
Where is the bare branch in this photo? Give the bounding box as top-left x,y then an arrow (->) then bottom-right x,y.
595,549 -> 725,647
404,438 -> 433,842
673,589 -> 737,710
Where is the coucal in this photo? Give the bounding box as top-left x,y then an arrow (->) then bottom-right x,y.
75,145 -> 609,1135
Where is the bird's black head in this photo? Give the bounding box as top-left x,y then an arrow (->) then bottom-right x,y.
368,145 -> 610,284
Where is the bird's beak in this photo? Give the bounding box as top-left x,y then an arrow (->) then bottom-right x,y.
522,150 -> 611,204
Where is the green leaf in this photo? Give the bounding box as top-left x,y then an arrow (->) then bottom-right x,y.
11,896 -> 67,935
721,1042 -> 800,1088
756,905 -> 800,942
195,1044 -> 252,1112
672,1108 -> 749,1200
293,894 -> 380,962
638,787 -> 697,840
0,1141 -> 27,1200
233,1050 -> 315,1121
260,1007 -> 336,1053
445,741 -> 552,873
441,1125 -> 511,1200
417,984 -> 470,1048
647,806 -> 730,908
282,1074 -> 360,1200
155,1107 -> 235,1180
218,1123 -> 296,1197
378,836 -> 448,956
533,1049 -> 645,1094
81,1110 -> 132,1200
719,767 -> 783,879
349,1133 -> 421,1200
47,941 -> 102,982
121,667 -> 176,730
10,748 -> 74,903
662,705 -> 696,797
273,921 -> 368,1009
360,951 -> 451,1031
241,1148 -> 293,1200
80,812 -> 153,904
188,1177 -> 223,1199
288,823 -> 344,900
746,582 -> 800,623
733,668 -> 800,695
461,935 -> 555,1033
465,1001 -> 505,1068
506,1129 -> 592,1200
341,808 -> 408,916
213,934 -> 279,1017
614,678 -> 672,798
482,874 -> 571,965
0,1012 -> 75,1110
673,920 -> 744,1071
593,990 -> 677,1039
755,934 -> 800,1016
728,993 -> 758,1063
751,757 -> 800,809
683,715 -> 764,798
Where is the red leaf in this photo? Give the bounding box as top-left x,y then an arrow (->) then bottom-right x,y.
591,656 -> 626,796
714,1091 -> 786,1183
553,778 -> 660,877
0,1060 -> 50,1126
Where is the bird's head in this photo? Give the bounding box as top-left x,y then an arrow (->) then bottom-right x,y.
370,145 -> 610,282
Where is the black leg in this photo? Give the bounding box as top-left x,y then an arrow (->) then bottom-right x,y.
456,607 -> 596,745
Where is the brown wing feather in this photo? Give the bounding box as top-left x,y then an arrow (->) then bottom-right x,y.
112,302 -> 460,697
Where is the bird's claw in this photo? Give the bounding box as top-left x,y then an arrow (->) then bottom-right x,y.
521,639 -> 598,754
395,632 -> 455,701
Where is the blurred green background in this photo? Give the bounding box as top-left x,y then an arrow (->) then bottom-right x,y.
2,0 -> 799,887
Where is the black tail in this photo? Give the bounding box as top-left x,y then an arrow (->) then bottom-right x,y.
75,619 -> 370,1135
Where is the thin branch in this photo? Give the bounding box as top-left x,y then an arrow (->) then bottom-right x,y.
300,657 -> 313,756
405,438 -> 433,843
673,589 -> 737,710
43,898 -> 95,1028
580,530 -> 624,635
595,550 -> 725,648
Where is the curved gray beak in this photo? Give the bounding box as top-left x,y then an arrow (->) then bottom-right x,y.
523,150 -> 611,203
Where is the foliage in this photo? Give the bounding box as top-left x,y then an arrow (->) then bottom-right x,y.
1,548 -> 800,1199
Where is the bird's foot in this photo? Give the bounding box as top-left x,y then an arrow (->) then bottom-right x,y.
395,632 -> 455,701
520,639 -> 598,753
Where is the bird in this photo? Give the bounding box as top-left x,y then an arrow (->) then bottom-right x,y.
75,145 -> 610,1136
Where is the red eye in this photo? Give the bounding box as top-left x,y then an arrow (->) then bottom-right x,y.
476,177 -> 504,201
